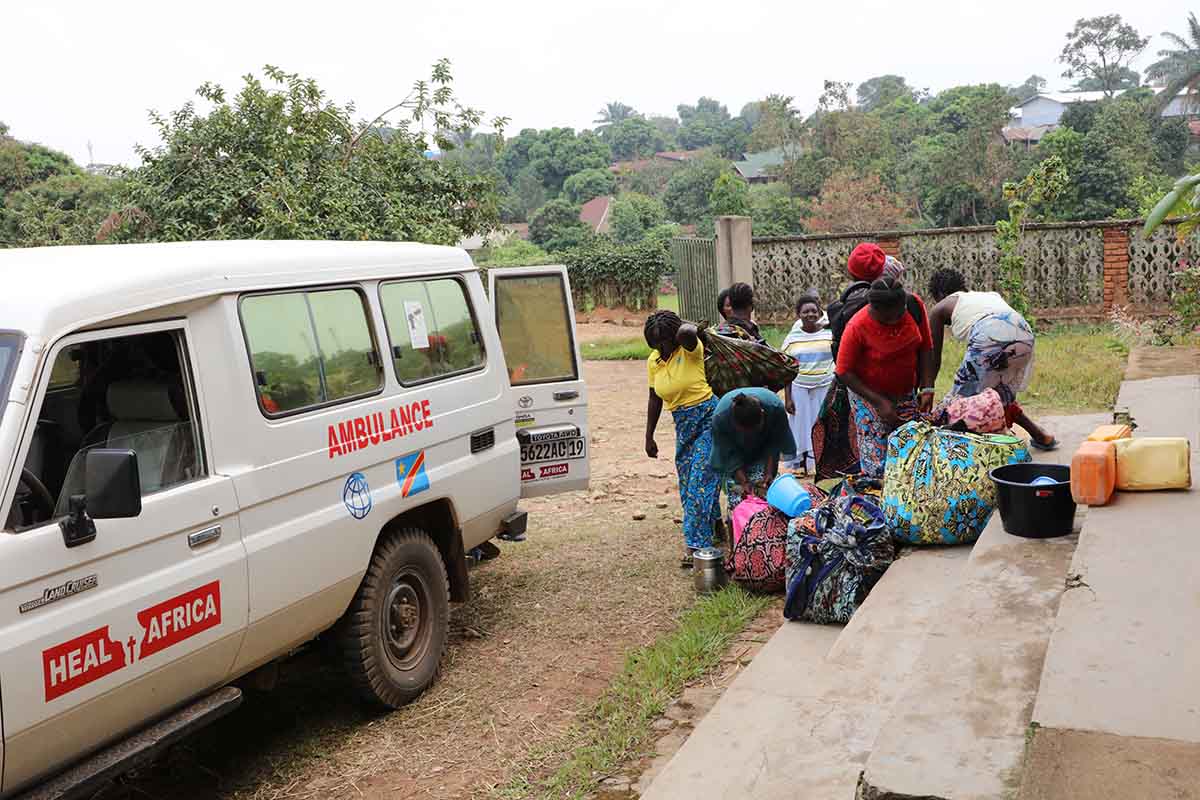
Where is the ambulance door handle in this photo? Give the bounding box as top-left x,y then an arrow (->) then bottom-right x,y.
188,525 -> 222,549
553,391 -> 578,401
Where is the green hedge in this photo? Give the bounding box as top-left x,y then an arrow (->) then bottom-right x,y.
562,237 -> 668,311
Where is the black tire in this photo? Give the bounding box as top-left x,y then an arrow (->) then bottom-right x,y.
338,527 -> 450,708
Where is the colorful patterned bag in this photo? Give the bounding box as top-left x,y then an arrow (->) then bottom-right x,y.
882,421 -> 1030,545
783,494 -> 894,624
699,327 -> 799,397
726,505 -> 791,593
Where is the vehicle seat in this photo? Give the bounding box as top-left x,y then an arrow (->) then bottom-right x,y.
98,380 -> 192,493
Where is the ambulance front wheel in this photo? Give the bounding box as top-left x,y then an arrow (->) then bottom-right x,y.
338,527 -> 450,708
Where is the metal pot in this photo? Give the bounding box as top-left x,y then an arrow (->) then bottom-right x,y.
693,547 -> 728,594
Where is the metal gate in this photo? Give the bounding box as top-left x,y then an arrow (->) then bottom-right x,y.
671,236 -> 718,324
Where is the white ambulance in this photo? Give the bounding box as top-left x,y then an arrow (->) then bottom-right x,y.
0,241 -> 590,798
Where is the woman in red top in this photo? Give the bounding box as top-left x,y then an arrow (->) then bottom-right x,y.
835,277 -> 936,478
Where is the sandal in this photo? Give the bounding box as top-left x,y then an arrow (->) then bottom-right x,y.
680,549 -> 696,569
1030,436 -> 1060,452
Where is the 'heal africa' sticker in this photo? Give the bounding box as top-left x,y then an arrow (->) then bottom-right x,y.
42,581 -> 221,702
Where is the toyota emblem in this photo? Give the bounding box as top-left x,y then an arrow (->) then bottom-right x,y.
518,395 -> 534,409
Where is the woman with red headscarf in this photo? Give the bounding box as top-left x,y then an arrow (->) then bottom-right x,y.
810,243 -> 887,478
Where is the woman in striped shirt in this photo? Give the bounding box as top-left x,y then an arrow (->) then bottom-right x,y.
782,294 -> 835,475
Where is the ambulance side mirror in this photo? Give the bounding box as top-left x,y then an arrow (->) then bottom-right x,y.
85,449 -> 142,519
60,450 -> 141,549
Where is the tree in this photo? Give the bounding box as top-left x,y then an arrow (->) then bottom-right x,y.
1058,15 -> 1149,98
501,168 -> 547,223
1071,66 -> 1141,92
2,172 -> 120,247
563,168 -> 616,204
748,182 -> 806,236
497,128 -> 611,194
594,101 -> 638,131
1145,12 -> 1200,114
746,94 -> 801,151
708,172 -> 750,217
610,193 -> 667,244
607,117 -> 666,161
807,170 -> 916,233
529,199 -> 591,252
112,62 -> 506,245
663,155 -> 728,226
677,97 -> 746,157
856,75 -> 915,111
647,115 -> 681,149
1010,75 -> 1047,103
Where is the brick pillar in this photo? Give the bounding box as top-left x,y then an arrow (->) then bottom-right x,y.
1102,227 -> 1130,311
876,237 -> 901,257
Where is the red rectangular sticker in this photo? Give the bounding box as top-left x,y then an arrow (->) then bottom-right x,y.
136,581 -> 221,659
41,581 -> 222,702
43,626 -> 127,702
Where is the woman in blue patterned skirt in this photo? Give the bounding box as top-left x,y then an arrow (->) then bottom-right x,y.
644,311 -> 723,567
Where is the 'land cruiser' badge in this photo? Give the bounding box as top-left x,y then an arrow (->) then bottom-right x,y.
20,575 -> 98,614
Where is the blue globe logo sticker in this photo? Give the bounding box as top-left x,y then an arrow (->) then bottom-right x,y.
343,472 -> 372,520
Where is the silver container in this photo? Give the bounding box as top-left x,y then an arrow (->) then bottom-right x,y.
693,547 -> 728,594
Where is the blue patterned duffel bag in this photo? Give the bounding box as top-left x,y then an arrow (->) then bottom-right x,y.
882,421 -> 1030,546
784,493 -> 894,624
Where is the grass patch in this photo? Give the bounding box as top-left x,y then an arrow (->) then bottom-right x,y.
495,586 -> 770,800
582,325 -> 788,361
657,293 -> 679,312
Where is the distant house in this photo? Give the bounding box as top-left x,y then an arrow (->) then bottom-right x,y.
457,224 -> 529,253
580,195 -> 613,234
732,145 -> 800,184
1008,88 -> 1197,128
1000,125 -> 1057,150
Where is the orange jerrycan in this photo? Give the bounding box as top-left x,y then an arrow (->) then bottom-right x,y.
1071,440 -> 1117,506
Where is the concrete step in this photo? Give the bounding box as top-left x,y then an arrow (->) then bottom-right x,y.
857,413 -> 1105,800
641,546 -> 970,800
1020,376 -> 1200,799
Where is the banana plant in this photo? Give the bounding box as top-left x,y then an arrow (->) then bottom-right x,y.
1143,172 -> 1200,239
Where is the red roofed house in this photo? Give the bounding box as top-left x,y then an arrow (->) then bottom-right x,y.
580,195 -> 613,234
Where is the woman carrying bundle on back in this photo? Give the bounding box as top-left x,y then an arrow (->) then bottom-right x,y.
643,310 -> 723,567
926,269 -> 1058,450
835,277 -> 936,479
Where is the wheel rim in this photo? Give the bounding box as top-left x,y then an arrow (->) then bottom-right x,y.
382,569 -> 431,671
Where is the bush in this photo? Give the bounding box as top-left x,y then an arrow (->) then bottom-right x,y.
561,237 -> 668,311
610,193 -> 667,244
529,198 -> 592,252
473,238 -> 554,267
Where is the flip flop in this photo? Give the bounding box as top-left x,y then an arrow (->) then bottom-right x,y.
680,550 -> 696,569
1030,437 -> 1059,452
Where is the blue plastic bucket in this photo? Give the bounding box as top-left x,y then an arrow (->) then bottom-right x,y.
766,473 -> 812,517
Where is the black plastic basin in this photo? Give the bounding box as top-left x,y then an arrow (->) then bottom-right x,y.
989,463 -> 1076,539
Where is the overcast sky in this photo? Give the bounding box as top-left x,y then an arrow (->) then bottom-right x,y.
2,1 -> 1188,167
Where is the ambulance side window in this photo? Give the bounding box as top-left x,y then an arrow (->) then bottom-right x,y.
379,278 -> 485,386
240,287 -> 383,416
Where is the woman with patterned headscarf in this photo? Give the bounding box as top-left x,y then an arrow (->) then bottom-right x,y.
644,310 -> 723,567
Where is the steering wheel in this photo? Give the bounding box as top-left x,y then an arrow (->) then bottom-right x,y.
19,468 -> 56,522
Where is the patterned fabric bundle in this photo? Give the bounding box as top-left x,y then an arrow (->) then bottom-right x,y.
726,505 -> 791,593
699,327 -> 799,397
883,421 -> 1031,545
939,388 -> 1007,434
783,493 -> 894,624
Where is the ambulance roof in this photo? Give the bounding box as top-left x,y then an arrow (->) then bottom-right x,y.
0,240 -> 475,341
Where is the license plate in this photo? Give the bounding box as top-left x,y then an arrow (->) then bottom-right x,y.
521,436 -> 585,464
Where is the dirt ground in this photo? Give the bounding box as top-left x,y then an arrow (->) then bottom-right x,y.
111,358 -> 731,800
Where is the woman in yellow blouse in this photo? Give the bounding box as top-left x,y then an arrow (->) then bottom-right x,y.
644,310 -> 723,566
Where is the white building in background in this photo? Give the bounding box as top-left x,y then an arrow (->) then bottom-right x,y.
1008,88 -> 1197,128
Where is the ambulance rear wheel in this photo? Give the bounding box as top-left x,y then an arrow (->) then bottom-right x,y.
338,527 -> 449,708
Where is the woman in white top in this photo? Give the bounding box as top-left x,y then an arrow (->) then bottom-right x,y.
927,268 -> 1058,451
781,294 -> 835,474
